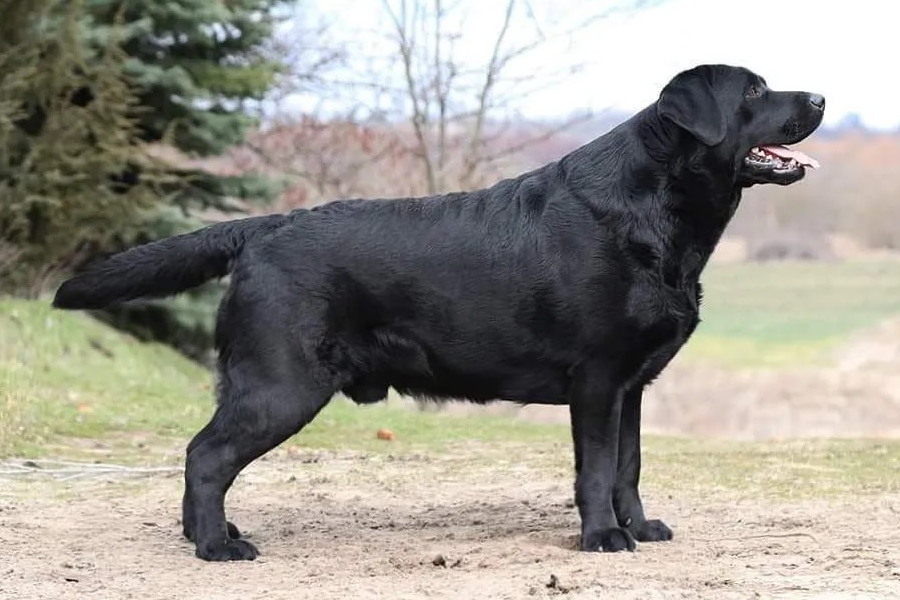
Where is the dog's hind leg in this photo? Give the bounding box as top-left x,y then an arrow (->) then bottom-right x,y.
181,373 -> 332,561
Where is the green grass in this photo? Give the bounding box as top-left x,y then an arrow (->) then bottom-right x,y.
0,298 -> 213,456
3,259 -> 900,497
0,298 -> 560,458
639,436 -> 900,500
683,260 -> 900,366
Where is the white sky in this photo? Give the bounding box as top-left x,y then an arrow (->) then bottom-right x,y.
289,0 -> 900,129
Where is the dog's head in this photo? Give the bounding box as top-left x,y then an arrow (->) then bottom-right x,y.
656,64 -> 825,187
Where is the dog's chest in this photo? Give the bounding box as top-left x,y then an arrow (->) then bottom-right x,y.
622,273 -> 701,385
630,266 -> 699,318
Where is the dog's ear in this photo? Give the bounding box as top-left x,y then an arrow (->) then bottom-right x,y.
657,66 -> 726,146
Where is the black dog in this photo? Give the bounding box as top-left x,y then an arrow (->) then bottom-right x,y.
53,64 -> 824,561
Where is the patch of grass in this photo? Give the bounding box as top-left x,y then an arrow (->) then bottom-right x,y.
682,260 -> 900,367
296,396 -> 562,454
0,298 -> 559,458
490,434 -> 900,500
639,436 -> 900,500
0,298 -> 214,457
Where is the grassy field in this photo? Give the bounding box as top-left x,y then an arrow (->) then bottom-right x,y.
684,259 -> 900,366
0,297 -> 560,459
3,259 -> 900,495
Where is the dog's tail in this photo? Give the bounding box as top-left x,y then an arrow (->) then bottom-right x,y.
52,214 -> 289,310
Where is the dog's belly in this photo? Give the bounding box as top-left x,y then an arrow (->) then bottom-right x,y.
397,368 -> 570,405
343,362 -> 570,406
330,323 -> 573,405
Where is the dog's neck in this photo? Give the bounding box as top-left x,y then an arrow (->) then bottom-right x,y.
569,105 -> 744,287
646,106 -> 742,245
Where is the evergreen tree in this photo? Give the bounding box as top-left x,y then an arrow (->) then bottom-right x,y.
0,0 -> 166,293
1,0 -> 294,361
73,1 -> 294,363
82,0 -> 288,212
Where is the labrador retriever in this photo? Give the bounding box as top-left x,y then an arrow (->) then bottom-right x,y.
53,64 -> 825,561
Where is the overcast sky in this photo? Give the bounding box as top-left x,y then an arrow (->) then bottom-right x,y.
288,0 -> 899,129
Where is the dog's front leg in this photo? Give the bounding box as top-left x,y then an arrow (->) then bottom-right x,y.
614,386 -> 673,542
568,363 -> 636,552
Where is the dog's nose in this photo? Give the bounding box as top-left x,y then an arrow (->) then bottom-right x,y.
808,94 -> 825,110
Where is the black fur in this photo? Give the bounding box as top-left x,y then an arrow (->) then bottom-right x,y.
52,64 -> 825,561
53,214 -> 288,309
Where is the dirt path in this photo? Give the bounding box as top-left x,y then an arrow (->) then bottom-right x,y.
2,449 -> 899,600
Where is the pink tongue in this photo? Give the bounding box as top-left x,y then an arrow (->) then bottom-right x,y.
761,144 -> 820,169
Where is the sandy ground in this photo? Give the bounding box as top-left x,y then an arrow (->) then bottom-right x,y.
2,447 -> 899,600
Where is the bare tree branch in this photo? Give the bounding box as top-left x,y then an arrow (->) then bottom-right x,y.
434,0 -> 447,191
382,0 -> 437,193
481,111 -> 594,164
265,0 -> 665,200
461,0 -> 515,188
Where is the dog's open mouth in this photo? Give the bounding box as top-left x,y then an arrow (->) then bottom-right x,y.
745,144 -> 820,172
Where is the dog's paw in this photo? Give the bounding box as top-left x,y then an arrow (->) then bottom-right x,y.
195,538 -> 259,561
580,526 -> 636,552
630,518 -> 673,542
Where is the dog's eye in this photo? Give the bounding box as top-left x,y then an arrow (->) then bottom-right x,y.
745,85 -> 763,99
